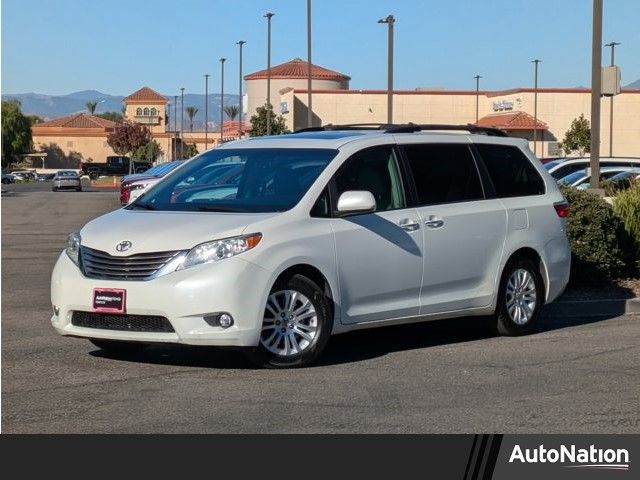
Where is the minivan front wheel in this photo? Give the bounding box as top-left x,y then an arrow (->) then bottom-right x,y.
495,258 -> 543,336
246,274 -> 331,368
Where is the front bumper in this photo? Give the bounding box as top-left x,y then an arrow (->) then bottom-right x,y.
50,252 -> 271,346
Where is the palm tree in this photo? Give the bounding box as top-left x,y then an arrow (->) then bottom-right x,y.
185,106 -> 199,132
86,101 -> 97,115
223,105 -> 239,121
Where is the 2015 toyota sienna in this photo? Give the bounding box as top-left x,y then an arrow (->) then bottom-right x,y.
50,124 -> 571,368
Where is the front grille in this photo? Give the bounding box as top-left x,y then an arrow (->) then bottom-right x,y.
80,246 -> 183,281
72,311 -> 175,332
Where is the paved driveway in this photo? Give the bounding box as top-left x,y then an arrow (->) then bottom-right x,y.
2,185 -> 639,433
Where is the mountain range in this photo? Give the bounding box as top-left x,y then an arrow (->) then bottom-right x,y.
1,89 -> 241,130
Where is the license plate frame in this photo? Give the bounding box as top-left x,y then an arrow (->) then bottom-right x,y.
93,288 -> 126,314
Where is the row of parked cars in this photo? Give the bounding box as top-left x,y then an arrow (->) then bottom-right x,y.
544,157 -> 640,191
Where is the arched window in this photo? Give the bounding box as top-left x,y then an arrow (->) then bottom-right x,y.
150,107 -> 157,116
143,107 -> 150,116
136,107 -> 142,115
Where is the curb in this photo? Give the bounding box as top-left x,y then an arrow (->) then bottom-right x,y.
543,297 -> 640,317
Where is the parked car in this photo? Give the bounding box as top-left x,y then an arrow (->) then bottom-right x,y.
81,156 -> 151,180
119,160 -> 185,205
557,167 -> 639,189
546,157 -> 640,180
604,170 -> 640,191
11,170 -> 37,182
52,170 -> 82,192
2,173 -> 15,184
37,173 -> 56,182
51,125 -> 570,368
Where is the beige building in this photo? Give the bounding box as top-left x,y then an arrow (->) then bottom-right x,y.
279,86 -> 640,157
244,58 -> 350,123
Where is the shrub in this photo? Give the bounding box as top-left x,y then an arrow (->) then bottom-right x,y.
560,186 -> 635,284
612,182 -> 640,268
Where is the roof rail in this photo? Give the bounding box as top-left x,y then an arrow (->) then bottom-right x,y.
294,123 -> 390,133
293,123 -> 508,137
384,123 -> 508,136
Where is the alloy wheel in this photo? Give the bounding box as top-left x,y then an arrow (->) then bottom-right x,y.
505,268 -> 537,325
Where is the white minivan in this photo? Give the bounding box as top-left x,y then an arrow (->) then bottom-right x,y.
51,125 -> 571,367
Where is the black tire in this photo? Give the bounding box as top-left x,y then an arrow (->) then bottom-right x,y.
76,187 -> 82,192
89,172 -> 99,180
89,339 -> 149,353
51,187 -> 57,192
244,274 -> 331,368
495,257 -> 544,336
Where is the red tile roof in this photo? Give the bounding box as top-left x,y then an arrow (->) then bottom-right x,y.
222,121 -> 251,135
124,86 -> 167,103
245,58 -> 350,82
476,111 -> 548,130
33,113 -> 117,129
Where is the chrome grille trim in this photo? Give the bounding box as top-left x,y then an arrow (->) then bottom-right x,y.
80,246 -> 186,281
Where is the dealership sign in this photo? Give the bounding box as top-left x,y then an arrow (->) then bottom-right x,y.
492,100 -> 514,111
509,444 -> 630,471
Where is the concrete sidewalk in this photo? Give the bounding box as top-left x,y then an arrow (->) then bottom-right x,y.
544,296 -> 640,317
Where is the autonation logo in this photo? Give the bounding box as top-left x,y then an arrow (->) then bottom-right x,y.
509,444 -> 630,471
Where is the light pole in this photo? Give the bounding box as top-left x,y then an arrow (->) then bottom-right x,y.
168,101 -> 173,160
531,59 -> 542,157
605,41 -> 620,157
180,87 -> 185,159
237,40 -> 246,137
173,95 -> 178,160
590,0 -> 603,190
220,57 -> 226,142
378,15 -> 395,125
265,12 -> 274,135
307,0 -> 313,127
204,74 -> 210,151
474,75 -> 482,123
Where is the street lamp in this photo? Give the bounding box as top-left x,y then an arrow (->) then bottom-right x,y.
531,59 -> 542,157
265,12 -> 275,135
180,87 -> 185,159
590,0 -> 603,190
237,40 -> 246,137
378,14 -> 395,125
220,57 -> 226,142
167,101 -> 172,159
307,0 -> 313,128
474,75 -> 482,123
173,95 -> 178,160
204,74 -> 210,150
605,41 -> 620,157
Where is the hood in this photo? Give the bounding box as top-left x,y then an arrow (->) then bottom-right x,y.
80,208 -> 277,255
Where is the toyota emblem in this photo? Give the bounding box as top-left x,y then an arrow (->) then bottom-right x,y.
115,241 -> 132,252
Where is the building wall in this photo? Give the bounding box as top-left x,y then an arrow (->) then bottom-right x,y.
282,89 -> 640,157
245,77 -> 348,125
124,100 -> 167,135
32,133 -> 114,168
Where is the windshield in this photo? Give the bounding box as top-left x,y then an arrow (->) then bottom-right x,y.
558,170 -> 586,185
145,160 -> 184,177
57,171 -> 78,177
544,160 -> 563,170
130,148 -> 337,213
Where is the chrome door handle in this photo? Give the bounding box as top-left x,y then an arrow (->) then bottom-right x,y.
424,216 -> 444,229
399,219 -> 420,231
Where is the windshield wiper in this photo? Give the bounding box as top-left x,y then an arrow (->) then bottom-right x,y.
194,205 -> 244,212
132,202 -> 157,210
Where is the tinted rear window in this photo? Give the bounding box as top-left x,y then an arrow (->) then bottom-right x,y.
476,144 -> 545,197
403,144 -> 484,205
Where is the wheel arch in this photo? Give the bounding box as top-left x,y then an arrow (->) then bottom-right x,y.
501,246 -> 549,302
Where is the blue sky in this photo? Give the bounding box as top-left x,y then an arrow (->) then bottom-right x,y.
2,0 -> 639,95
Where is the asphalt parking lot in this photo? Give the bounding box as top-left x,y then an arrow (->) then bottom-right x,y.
2,183 -> 639,433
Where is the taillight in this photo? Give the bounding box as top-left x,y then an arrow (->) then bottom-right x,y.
554,201 -> 569,218
120,186 -> 130,204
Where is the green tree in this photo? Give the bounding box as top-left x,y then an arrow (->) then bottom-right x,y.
223,105 -> 239,121
185,106 -> 199,132
249,104 -> 290,137
561,114 -> 591,156
182,143 -> 198,158
106,121 -> 152,173
133,140 -> 164,162
27,114 -> 44,126
96,111 -> 123,123
86,101 -> 98,114
2,99 -> 32,168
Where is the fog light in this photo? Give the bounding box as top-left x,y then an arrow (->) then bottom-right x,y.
219,313 -> 233,328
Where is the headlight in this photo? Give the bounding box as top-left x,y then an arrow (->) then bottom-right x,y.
177,233 -> 262,270
66,230 -> 81,265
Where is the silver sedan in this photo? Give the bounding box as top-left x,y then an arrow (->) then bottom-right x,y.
52,171 -> 82,192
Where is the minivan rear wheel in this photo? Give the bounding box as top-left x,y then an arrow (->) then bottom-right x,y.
495,258 -> 543,336
245,274 -> 331,368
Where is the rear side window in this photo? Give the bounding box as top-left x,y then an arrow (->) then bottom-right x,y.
402,144 -> 484,205
476,144 -> 545,197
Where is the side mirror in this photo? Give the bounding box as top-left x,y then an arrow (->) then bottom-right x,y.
337,190 -> 376,215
